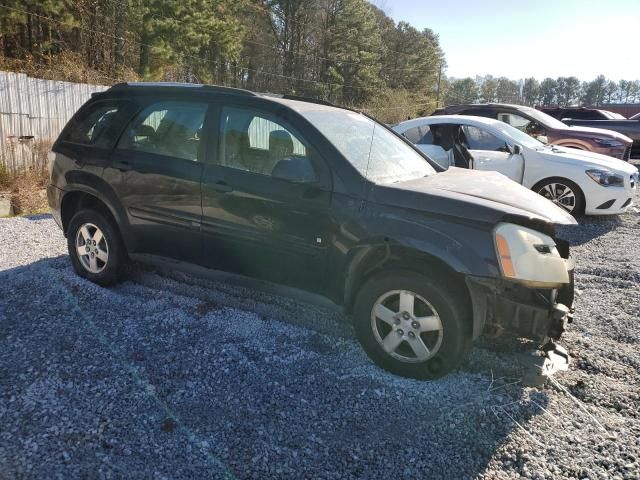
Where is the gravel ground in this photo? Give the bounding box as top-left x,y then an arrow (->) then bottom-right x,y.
0,198 -> 639,479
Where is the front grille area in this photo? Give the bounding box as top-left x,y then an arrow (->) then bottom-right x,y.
622,198 -> 632,208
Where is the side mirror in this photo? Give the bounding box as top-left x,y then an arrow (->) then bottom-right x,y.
537,136 -> 549,144
513,144 -> 523,155
271,156 -> 317,184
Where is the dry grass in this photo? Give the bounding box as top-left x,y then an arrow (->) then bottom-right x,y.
0,52 -> 138,85
0,167 -> 50,215
1,137 -> 52,215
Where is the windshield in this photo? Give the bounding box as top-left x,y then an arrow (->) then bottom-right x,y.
300,109 -> 436,183
521,106 -> 568,129
491,121 -> 544,148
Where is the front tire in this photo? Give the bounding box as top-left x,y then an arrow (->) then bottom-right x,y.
534,177 -> 585,216
353,271 -> 472,379
67,209 -> 126,286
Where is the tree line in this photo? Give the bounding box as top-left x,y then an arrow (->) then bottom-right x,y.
446,75 -> 640,108
2,1 -> 637,122
0,0 -> 445,122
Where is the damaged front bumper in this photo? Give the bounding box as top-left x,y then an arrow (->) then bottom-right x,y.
465,264 -> 575,380
466,272 -> 575,382
465,272 -> 574,342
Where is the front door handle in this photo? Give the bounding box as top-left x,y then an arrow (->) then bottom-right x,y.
209,181 -> 233,193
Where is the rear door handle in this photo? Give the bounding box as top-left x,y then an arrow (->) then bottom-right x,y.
113,160 -> 132,172
209,181 -> 233,193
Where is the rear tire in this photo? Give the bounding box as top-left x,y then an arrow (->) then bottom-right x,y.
353,270 -> 472,380
67,209 -> 126,286
533,177 -> 585,217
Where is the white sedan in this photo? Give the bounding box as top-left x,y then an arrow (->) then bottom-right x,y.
393,115 -> 639,215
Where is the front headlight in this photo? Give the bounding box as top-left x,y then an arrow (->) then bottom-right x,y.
494,223 -> 570,288
585,169 -> 624,187
591,137 -> 624,148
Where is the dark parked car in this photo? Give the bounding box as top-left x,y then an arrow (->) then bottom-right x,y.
433,103 -> 633,160
555,114 -> 640,160
540,106 -> 626,121
48,83 -> 576,379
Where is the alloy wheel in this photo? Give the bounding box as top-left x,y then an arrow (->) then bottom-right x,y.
75,222 -> 109,274
370,290 -> 444,363
538,183 -> 576,212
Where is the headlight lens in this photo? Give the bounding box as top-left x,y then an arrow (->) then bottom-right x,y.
494,223 -> 570,288
585,169 -> 624,187
591,137 -> 624,147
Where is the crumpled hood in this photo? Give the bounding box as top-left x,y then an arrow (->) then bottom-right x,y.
540,145 -> 639,174
380,168 -> 577,226
562,125 -> 632,144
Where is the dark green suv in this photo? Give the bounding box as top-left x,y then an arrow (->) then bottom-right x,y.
48,83 -> 577,379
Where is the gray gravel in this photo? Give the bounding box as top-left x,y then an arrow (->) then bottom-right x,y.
0,199 -> 639,479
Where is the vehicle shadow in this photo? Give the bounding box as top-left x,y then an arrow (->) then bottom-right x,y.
1,255 -> 551,479
557,214 -> 623,246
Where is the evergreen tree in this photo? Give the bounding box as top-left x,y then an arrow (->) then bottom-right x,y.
521,77 -> 539,106
445,77 -> 477,105
539,78 -> 557,105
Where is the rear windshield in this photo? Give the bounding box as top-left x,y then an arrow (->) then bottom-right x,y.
300,109 -> 436,184
62,101 -> 121,146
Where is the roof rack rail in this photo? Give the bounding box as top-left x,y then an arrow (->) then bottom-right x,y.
281,94 -> 335,106
260,92 -> 334,107
107,82 -> 257,96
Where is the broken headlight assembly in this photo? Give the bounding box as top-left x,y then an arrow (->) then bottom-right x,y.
585,169 -> 624,187
494,223 -> 570,288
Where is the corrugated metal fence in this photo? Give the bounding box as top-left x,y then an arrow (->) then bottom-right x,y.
0,71 -> 107,173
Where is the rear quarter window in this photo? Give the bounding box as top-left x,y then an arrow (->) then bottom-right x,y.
61,101 -> 122,147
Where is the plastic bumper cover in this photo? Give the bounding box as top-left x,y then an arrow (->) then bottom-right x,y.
465,273 -> 574,342
46,184 -> 64,229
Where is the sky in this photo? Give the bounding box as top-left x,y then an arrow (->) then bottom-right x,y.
374,0 -> 640,81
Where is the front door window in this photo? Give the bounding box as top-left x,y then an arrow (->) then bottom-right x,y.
497,112 -> 545,139
460,125 -> 524,182
461,125 -> 508,152
218,106 -> 310,177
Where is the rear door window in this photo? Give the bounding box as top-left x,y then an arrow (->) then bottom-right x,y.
117,101 -> 207,161
497,112 -> 532,132
63,102 -> 121,146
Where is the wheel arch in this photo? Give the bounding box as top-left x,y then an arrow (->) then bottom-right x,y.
343,243 -> 472,323
531,176 -> 586,215
532,175 -> 586,197
60,179 -> 131,252
552,139 -> 590,150
60,170 -> 127,232
61,190 -> 112,233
